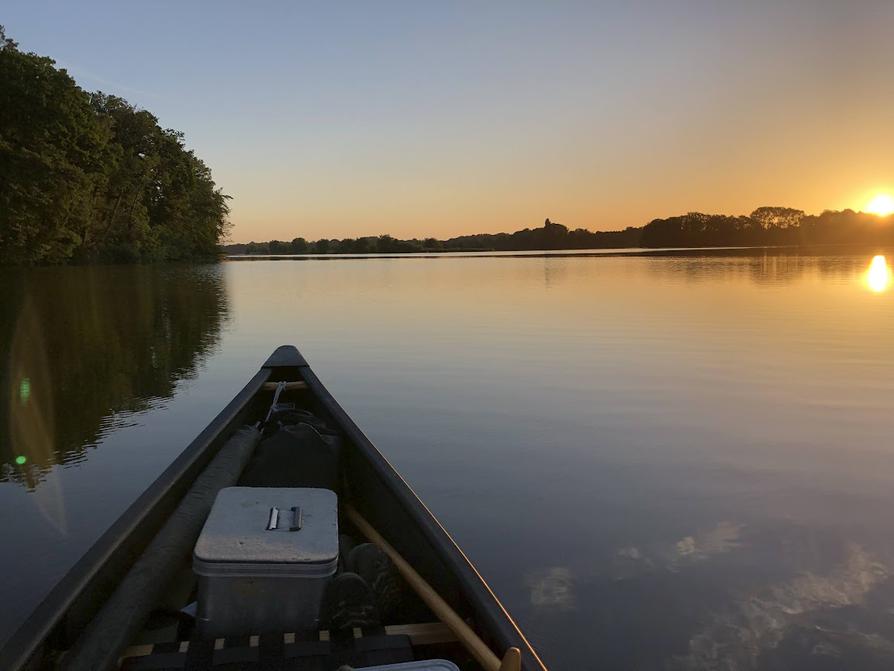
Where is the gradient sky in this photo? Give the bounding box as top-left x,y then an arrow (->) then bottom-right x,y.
5,1 -> 894,242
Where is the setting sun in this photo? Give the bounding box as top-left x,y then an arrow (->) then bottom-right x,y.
865,193 -> 894,217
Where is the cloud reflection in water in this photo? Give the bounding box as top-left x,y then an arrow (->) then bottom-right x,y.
673,544 -> 888,670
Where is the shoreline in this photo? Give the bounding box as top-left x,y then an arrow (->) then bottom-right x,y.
225,243 -> 893,262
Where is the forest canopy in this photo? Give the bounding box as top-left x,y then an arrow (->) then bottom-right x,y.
0,26 -> 230,264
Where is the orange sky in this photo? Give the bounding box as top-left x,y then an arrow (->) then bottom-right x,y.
8,2 -> 894,242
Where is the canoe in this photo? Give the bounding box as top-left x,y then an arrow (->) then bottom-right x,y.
0,346 -> 548,671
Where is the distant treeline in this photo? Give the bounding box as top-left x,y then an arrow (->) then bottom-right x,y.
0,27 -> 229,264
226,207 -> 894,256
226,220 -> 642,255
641,207 -> 894,247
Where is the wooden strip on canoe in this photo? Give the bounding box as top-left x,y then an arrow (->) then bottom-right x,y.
261,381 -> 308,391
385,622 -> 458,645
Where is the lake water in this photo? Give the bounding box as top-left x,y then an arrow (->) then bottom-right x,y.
2,250 -> 894,669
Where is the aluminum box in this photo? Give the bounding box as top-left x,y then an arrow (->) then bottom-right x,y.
194,486 -> 338,637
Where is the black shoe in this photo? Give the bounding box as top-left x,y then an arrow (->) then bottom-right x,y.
346,543 -> 407,623
338,534 -> 359,573
319,572 -> 380,631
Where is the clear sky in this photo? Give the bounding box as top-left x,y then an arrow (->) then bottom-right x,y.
4,1 -> 894,242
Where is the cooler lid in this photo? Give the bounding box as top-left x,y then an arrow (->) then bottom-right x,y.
195,487 -> 338,566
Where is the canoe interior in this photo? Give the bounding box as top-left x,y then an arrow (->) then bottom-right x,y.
1,346 -> 546,671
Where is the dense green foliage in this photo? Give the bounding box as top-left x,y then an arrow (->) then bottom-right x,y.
225,207 -> 894,256
0,27 -> 229,264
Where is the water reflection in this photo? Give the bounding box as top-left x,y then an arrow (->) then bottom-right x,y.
2,250 -> 893,668
229,247 -> 894,290
0,265 -> 228,488
864,255 -> 891,293
674,543 -> 889,670
635,250 -> 886,287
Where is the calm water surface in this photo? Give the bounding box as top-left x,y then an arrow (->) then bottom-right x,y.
2,250 -> 894,669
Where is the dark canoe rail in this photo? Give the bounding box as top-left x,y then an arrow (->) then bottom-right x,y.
0,363 -> 272,670
297,357 -> 548,671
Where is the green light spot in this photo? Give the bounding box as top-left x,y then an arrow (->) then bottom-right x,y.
19,377 -> 31,403
15,455 -> 27,465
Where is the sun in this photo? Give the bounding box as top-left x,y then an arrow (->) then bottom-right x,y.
865,193 -> 894,217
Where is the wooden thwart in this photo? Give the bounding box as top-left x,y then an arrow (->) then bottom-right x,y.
386,622 -> 458,646
499,646 -> 521,671
261,381 -> 307,391
346,505 -> 521,671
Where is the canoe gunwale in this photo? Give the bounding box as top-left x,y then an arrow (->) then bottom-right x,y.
298,364 -> 548,671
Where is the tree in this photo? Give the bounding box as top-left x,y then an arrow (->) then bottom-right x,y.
0,28 -> 229,264
0,42 -> 109,263
750,207 -> 804,229
0,25 -> 18,51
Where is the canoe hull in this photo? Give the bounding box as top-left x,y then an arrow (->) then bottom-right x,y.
0,346 -> 547,671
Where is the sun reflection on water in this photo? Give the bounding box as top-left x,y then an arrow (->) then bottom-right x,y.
864,255 -> 891,293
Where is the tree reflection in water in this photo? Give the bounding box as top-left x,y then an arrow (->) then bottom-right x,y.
0,265 -> 228,488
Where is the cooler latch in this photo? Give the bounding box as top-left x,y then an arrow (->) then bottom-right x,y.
266,506 -> 302,531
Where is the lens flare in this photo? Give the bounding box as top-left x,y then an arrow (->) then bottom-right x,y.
864,255 -> 892,293
19,377 -> 31,403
